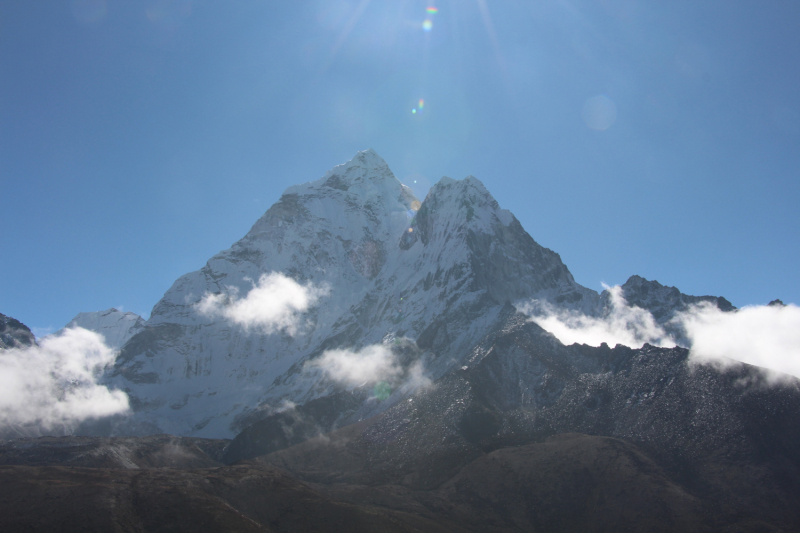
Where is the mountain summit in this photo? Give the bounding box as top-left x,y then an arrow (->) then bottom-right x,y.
109,150 -> 600,437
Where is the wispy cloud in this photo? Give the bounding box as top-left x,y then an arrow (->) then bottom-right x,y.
197,272 -> 328,335
0,327 -> 129,434
519,285 -> 675,349
520,288 -> 800,381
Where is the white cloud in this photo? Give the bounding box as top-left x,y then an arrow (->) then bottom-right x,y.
678,302 -> 800,382
305,343 -> 433,395
519,287 -> 800,381
307,344 -> 401,386
0,327 -> 129,434
197,272 -> 327,335
519,285 -> 675,349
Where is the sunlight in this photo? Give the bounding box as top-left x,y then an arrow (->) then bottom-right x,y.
475,0 -> 503,64
583,95 -> 617,130
323,0 -> 373,70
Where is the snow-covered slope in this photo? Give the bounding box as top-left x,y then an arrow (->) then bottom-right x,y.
62,309 -> 145,350
110,150 -> 598,437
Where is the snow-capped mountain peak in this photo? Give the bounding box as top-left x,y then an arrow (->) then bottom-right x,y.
61,308 -> 145,350
105,152 -> 612,437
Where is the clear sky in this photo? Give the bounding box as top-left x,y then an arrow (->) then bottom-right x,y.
2,0 -> 799,335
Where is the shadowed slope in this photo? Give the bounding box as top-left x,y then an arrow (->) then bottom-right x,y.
0,462 -> 464,533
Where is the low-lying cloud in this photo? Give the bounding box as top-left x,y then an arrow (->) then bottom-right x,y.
197,272 -> 327,335
305,343 -> 432,398
0,327 -> 129,435
521,288 -> 800,381
678,302 -> 800,382
519,285 -> 675,349
308,344 -> 402,385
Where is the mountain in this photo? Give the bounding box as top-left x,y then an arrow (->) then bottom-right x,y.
109,149 -> 603,437
609,274 -> 735,322
61,308 -> 145,349
0,313 -> 36,350
3,151 -> 798,531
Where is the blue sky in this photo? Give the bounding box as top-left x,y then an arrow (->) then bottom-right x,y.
2,0 -> 799,334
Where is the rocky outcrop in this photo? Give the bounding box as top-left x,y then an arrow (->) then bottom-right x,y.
0,313 -> 36,350
612,274 -> 735,322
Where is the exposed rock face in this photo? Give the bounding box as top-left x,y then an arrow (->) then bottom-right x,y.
0,313 -> 36,350
611,275 -> 735,323
61,308 -> 145,350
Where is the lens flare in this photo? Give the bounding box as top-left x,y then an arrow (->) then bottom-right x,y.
582,95 -> 617,131
374,381 -> 391,401
422,19 -> 433,31
426,7 -> 439,15
411,99 -> 426,115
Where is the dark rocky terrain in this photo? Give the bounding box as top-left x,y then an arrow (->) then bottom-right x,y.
1,309 -> 799,531
252,311 -> 800,531
612,275 -> 736,322
0,430 -> 792,532
0,462 -> 461,533
0,312 -> 36,349
0,434 -> 228,469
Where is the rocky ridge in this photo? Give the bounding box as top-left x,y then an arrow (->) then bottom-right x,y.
0,312 -> 36,350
